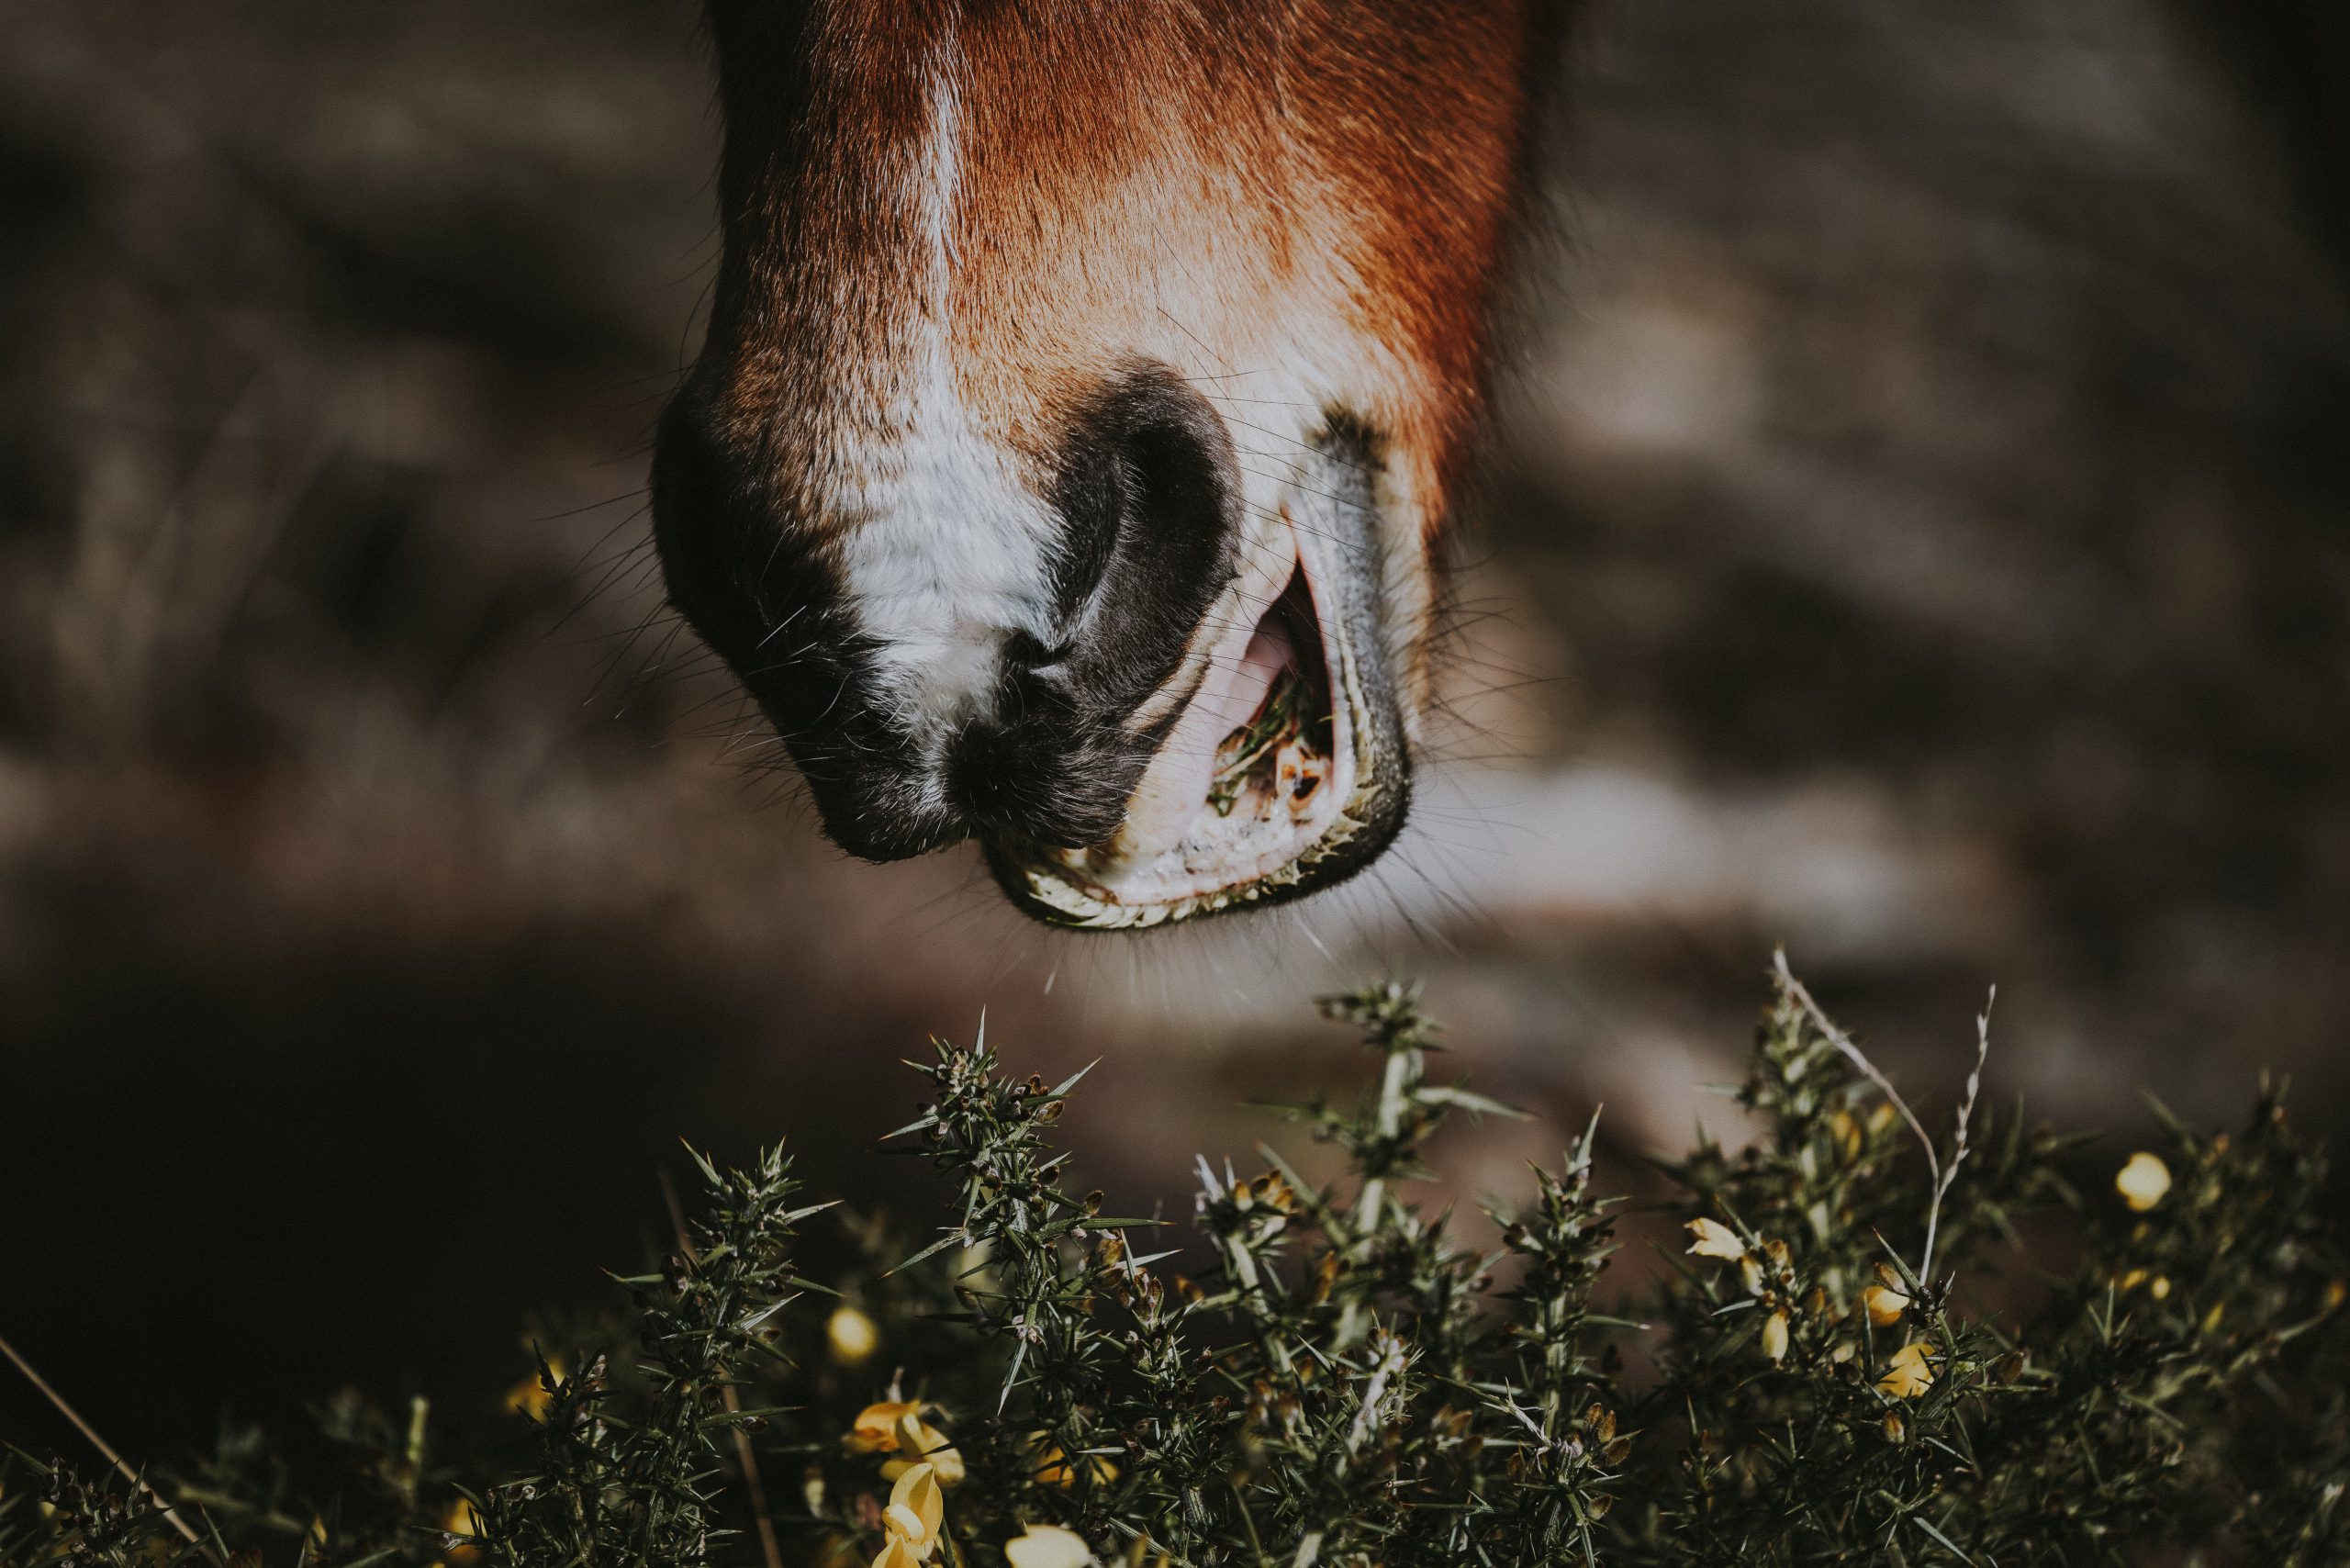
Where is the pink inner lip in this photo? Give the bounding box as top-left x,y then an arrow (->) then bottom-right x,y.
1136,612 -> 1292,835
1079,511 -> 1314,875
1011,504 -> 1361,922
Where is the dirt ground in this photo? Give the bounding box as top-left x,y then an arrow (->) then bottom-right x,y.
4,0 -> 2345,1465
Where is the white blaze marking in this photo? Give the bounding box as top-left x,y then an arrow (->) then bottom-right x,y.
832,37 -> 1060,768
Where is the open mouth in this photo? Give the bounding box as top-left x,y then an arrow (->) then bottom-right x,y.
1203,570 -> 1334,826
986,444 -> 1409,929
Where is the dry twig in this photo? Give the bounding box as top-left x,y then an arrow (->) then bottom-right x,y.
1773,948 -> 1996,1280
0,1327 -> 220,1563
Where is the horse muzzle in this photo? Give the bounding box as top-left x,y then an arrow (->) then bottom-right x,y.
651,364 -> 1412,927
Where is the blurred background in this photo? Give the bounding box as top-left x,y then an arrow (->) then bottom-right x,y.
5,0 -> 2346,1468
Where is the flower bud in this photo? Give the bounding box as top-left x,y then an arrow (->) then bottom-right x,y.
828,1305 -> 880,1366
2116,1151 -> 2171,1212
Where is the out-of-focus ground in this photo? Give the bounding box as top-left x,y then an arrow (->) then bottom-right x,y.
4,0 -> 2346,1463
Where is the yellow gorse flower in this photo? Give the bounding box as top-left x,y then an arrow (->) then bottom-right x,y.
846,1401 -> 919,1455
1863,1284 -> 1909,1327
1685,1217 -> 1746,1260
1878,1341 -> 1935,1399
883,1409 -> 967,1485
1004,1522 -> 1096,1568
2116,1151 -> 2172,1212
846,1401 -> 966,1485
877,1462 -> 946,1565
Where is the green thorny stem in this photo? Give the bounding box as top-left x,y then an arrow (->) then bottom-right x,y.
890,1025 -> 1146,1540
468,1144 -> 818,1568
15,970 -> 2347,1568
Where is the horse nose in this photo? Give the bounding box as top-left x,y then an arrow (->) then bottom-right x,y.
1038,364 -> 1244,702
653,391 -> 966,861
939,364 -> 1244,848
651,364 -> 1245,863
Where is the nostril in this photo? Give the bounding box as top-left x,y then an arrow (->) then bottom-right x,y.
650,363 -> 1248,868
1039,363 -> 1243,712
931,364 -> 1244,852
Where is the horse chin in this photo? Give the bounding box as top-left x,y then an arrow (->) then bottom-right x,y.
985,438 -> 1411,931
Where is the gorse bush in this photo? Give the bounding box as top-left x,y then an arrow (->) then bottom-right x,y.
7,962 -> 2346,1566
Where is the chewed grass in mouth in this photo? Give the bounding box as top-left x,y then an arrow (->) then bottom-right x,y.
1205,571 -> 1333,826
